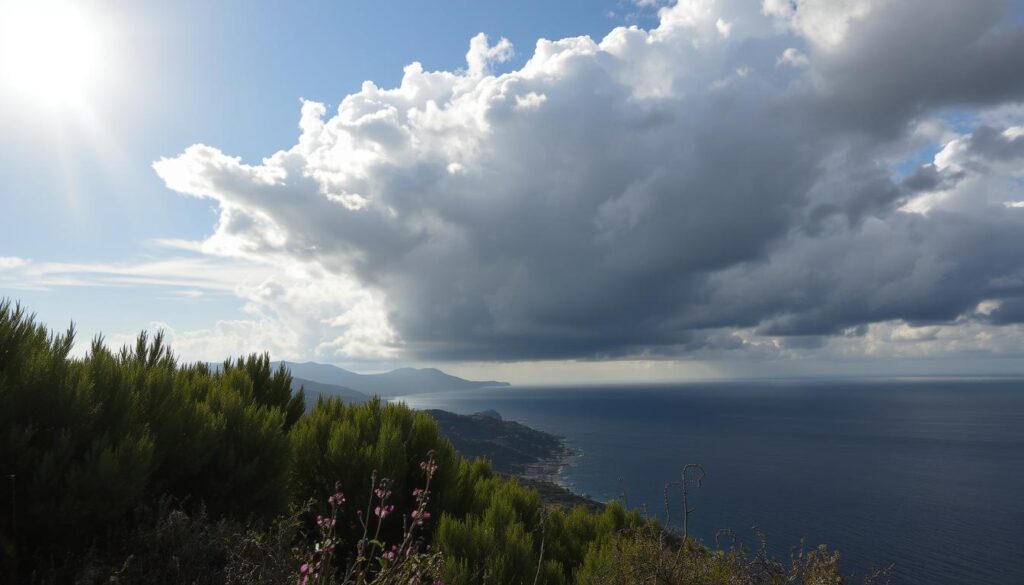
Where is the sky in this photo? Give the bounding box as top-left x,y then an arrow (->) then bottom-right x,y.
1,0 -> 1024,384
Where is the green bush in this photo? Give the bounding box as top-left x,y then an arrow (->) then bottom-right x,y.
0,301 -> 294,575
289,395 -> 466,545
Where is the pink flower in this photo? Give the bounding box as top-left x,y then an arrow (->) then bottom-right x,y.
374,504 -> 395,518
316,515 -> 335,530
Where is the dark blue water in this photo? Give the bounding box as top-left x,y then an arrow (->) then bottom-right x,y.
396,379 -> 1024,585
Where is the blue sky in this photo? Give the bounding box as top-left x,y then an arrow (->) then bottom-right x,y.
2,0 -> 1024,382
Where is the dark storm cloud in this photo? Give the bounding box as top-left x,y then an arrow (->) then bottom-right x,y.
985,297 -> 1024,325
796,0 -> 1024,136
968,125 -> 1024,162
900,165 -> 964,194
155,1 -> 1024,361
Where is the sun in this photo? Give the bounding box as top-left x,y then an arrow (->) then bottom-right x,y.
0,0 -> 105,105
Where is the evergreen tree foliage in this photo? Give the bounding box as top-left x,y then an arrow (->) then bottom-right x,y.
437,486 -> 642,585
0,301 -> 294,573
221,353 -> 305,430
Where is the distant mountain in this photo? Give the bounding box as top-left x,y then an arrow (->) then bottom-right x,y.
291,376 -> 369,408
274,361 -> 510,397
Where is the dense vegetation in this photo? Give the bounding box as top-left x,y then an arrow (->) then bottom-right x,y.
0,300 -> 879,584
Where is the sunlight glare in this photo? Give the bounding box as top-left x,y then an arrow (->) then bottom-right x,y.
0,0 -> 105,105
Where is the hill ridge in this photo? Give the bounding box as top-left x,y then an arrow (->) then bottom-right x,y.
274,360 -> 510,397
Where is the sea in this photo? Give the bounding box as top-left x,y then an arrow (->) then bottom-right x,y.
394,378 -> 1024,585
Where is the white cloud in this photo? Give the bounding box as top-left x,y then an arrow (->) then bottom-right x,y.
465,33 -> 514,77
715,17 -> 733,38
103,319 -> 304,364
0,256 -> 27,270
13,257 -> 265,291
763,0 -> 876,49
513,91 -> 547,111
903,124 -> 1024,214
0,253 -> 398,361
776,47 -> 809,67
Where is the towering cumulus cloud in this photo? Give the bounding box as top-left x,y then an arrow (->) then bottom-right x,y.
155,0 -> 1024,363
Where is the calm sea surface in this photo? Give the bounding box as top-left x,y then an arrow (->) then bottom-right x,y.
395,379 -> 1024,585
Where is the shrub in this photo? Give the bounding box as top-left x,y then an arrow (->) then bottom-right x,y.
0,302 -> 295,578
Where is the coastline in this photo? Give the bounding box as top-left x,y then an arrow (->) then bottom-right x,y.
424,408 -> 605,512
